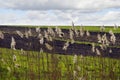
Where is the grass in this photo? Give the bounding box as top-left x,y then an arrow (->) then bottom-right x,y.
54,38 -> 120,49
2,25 -> 120,33
38,26 -> 120,33
0,48 -> 120,80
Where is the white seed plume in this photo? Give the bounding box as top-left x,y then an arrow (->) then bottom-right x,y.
72,21 -> 75,29
28,29 -> 32,36
44,30 -> 53,41
74,29 -> 79,37
77,66 -> 81,71
86,30 -> 90,37
96,48 -> 101,56
11,37 -> 16,50
1,58 -> 5,64
48,36 -> 53,41
16,30 -> 23,38
55,26 -> 58,32
63,41 -> 69,50
47,27 -> 55,37
1,58 -> 4,62
73,70 -> 77,78
114,24 -> 118,30
59,33 -> 64,38
69,29 -> 74,40
100,44 -> 104,50
47,27 -> 51,34
109,30 -> 114,35
55,26 -> 61,34
102,34 -> 109,46
20,48 -> 25,55
71,39 -> 75,44
38,33 -> 43,39
92,43 -> 95,52
45,43 -> 53,50
79,27 -> 84,37
36,27 -> 41,33
55,26 -> 64,37
21,48 -> 23,53
59,32 -> 64,38
39,37 -> 44,44
110,34 -> 116,44
100,44 -> 106,50
15,63 -> 20,68
78,77 -> 83,80
80,24 -> 83,27
100,25 -> 105,31
44,30 -> 49,40
80,55 -> 83,60
80,31 -> 84,37
25,30 -> 29,38
13,54 -> 17,62
97,34 -> 102,43
109,49 -> 112,53
40,48 -> 43,53
0,31 -> 4,39
73,54 -> 77,64
7,66 -> 11,72
24,29 -> 32,38
101,43 -> 107,50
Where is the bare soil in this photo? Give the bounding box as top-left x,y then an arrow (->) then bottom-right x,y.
0,25 -> 120,58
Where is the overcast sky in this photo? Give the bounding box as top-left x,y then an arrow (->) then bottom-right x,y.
0,0 -> 120,26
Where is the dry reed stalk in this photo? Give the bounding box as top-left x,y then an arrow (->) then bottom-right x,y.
11,37 -> 16,50
86,30 -> 90,37
92,43 -> 95,53
0,31 -> 4,39
45,43 -> 53,51
63,41 -> 69,50
36,27 -> 41,33
16,30 -> 24,38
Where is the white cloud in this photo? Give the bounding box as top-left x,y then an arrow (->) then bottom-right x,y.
100,11 -> 120,21
0,0 -> 120,25
0,10 -> 119,25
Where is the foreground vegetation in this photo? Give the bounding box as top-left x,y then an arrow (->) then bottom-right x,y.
0,24 -> 120,79
0,48 -> 120,80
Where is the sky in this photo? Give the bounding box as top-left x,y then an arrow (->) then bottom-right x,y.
0,0 -> 120,26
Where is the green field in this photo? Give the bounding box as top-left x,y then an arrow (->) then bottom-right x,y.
0,48 -> 120,80
4,25 -> 120,33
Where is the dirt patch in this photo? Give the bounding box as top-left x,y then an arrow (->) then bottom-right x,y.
0,26 -> 120,58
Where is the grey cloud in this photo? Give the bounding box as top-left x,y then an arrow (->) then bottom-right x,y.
1,0 -> 120,11
0,9 -> 120,25
100,11 -> 120,21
